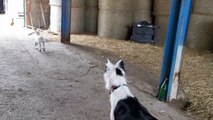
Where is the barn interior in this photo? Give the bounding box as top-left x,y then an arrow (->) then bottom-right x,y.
0,0 -> 212,120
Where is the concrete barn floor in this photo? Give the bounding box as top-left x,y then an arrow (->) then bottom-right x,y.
0,28 -> 189,120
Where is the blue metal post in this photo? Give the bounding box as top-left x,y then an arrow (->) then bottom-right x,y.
61,0 -> 71,43
160,0 -> 182,86
167,0 -> 193,101
158,0 -> 193,101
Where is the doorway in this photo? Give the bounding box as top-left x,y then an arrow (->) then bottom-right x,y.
0,0 -> 24,28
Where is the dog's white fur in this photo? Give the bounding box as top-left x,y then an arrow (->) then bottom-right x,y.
104,59 -> 134,120
34,30 -> 45,51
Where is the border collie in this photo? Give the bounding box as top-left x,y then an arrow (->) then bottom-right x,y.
104,59 -> 157,120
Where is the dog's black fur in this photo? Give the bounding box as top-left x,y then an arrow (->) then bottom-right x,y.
114,96 -> 157,120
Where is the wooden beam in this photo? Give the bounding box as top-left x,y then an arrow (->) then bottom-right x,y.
40,2 -> 46,28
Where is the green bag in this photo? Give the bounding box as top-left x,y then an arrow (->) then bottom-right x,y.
157,78 -> 168,101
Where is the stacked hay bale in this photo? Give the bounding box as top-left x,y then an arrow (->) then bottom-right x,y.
98,0 -> 153,40
49,0 -> 61,33
153,0 -> 213,51
186,0 -> 213,51
71,0 -> 85,34
98,0 -> 133,39
85,0 -> 98,33
153,0 -> 171,44
49,0 -> 85,34
133,0 -> 153,23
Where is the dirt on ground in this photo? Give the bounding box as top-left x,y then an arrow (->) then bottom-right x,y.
69,34 -> 213,120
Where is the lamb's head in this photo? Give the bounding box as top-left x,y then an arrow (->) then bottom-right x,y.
34,28 -> 40,35
104,59 -> 127,90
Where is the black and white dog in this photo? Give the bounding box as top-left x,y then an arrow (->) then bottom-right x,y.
104,59 -> 157,120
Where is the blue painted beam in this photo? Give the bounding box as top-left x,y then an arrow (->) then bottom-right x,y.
167,0 -> 193,101
158,0 -> 193,101
158,0 -> 182,101
61,0 -> 71,43
160,0 -> 182,86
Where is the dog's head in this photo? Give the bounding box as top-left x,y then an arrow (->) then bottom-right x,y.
104,59 -> 127,90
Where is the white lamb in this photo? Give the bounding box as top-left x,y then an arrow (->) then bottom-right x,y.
34,29 -> 45,52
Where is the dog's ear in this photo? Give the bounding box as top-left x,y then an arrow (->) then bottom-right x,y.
106,59 -> 113,68
116,68 -> 123,76
116,59 -> 125,71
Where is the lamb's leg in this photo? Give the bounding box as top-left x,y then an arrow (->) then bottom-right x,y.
39,42 -> 42,51
42,42 -> 45,51
34,41 -> 38,46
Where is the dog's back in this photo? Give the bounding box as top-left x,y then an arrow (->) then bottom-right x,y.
114,96 -> 157,120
